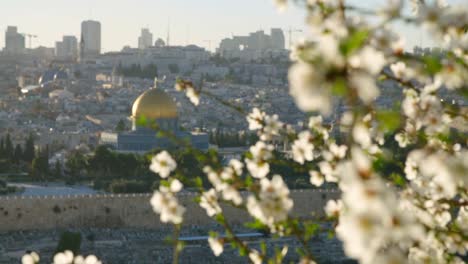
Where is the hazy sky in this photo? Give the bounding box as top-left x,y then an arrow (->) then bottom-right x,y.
0,0 -> 465,52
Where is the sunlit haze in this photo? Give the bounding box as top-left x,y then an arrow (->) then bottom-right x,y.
0,0 -> 308,52
1,0 -> 465,52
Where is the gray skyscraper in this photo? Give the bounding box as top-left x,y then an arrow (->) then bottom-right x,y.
138,28 -> 153,50
63,36 -> 78,58
4,26 -> 25,54
270,28 -> 285,50
81,20 -> 101,58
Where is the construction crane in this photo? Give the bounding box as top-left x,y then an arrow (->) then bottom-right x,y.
286,27 -> 302,49
21,33 -> 38,49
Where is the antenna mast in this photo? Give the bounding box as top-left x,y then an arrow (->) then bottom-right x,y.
166,18 -> 171,47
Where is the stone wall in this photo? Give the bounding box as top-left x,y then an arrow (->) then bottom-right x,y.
0,189 -> 339,232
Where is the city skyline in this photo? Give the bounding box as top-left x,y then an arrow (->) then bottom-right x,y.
0,0 -> 307,52
3,0 -> 466,53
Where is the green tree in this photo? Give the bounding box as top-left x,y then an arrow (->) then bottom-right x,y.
23,133 -> 36,163
65,151 -> 88,177
32,155 -> 49,179
0,138 -> 5,159
4,134 -> 13,160
88,145 -> 114,177
13,144 -> 23,164
55,231 -> 82,255
115,119 -> 127,132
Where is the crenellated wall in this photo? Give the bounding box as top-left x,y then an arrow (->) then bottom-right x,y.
0,189 -> 339,232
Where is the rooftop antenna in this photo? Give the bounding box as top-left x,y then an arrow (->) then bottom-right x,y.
166,18 -> 171,47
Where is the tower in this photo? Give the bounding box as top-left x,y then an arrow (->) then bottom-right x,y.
80,20 -> 101,58
138,28 -> 153,50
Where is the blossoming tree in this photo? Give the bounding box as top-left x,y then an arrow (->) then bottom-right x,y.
25,0 -> 467,263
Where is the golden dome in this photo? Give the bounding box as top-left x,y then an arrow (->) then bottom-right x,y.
132,88 -> 178,120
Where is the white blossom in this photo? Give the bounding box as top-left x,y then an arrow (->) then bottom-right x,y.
349,46 -> 386,75
247,108 -> 266,130
350,72 -> 380,103
308,116 -> 323,128
323,143 -> 347,161
246,159 -> 270,179
249,250 -> 262,264
150,185 -> 185,224
310,170 -> 324,187
186,86 -> 200,106
319,161 -> 339,182
324,199 -> 342,217
150,151 -> 177,178
200,189 -> 222,217
299,257 -> 318,264
353,123 -> 372,148
52,251 -> 102,264
390,62 -> 413,81
292,131 -> 315,164
261,114 -> 283,141
288,62 -> 332,115
220,183 -> 243,205
53,251 -> 74,264
22,252 -> 39,264
208,236 -> 224,256
273,0 -> 287,12
247,175 -> 293,228
246,142 -> 274,178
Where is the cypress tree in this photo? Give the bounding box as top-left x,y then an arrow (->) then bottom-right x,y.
13,144 -> 23,164
0,138 -> 5,159
23,133 -> 35,163
5,134 -> 13,160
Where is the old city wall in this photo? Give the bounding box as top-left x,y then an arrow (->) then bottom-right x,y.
0,189 -> 339,232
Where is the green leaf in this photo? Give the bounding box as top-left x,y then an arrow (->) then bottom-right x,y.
423,56 -> 443,75
215,214 -> 225,224
340,30 -> 369,56
244,175 -> 253,188
332,78 -> 347,96
194,176 -> 203,188
377,110 -> 401,132
390,173 -> 406,187
304,223 -> 319,240
160,180 -> 170,188
136,115 -> 148,127
244,219 -> 268,230
238,246 -> 248,256
260,241 -> 267,254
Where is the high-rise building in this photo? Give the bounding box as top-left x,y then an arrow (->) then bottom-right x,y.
55,36 -> 78,60
55,41 -> 65,58
63,36 -> 78,58
138,28 -> 153,50
81,20 -> 101,58
217,28 -> 286,59
270,28 -> 285,50
4,26 -> 25,54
